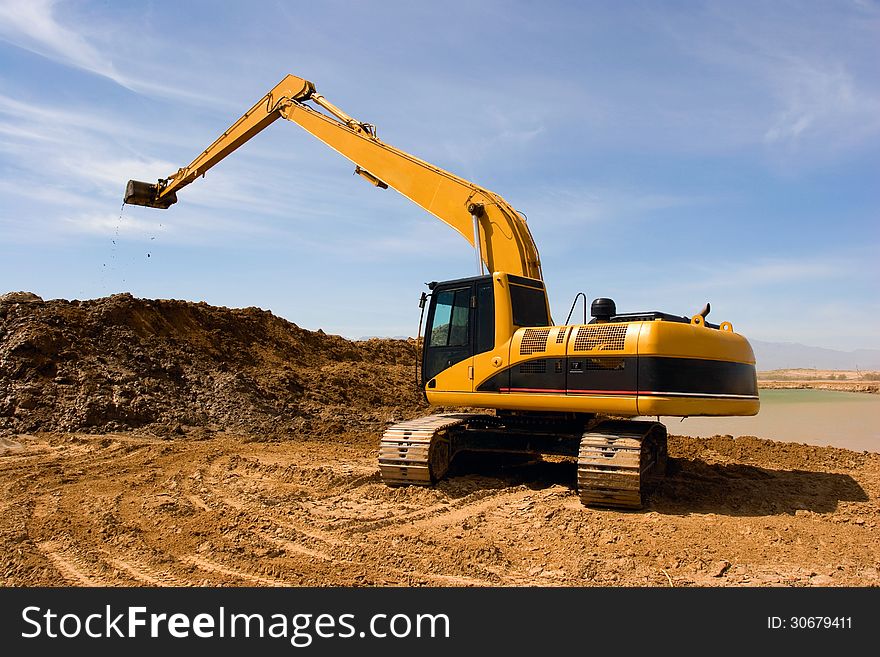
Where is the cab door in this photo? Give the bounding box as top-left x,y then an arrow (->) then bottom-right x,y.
422,285 -> 473,391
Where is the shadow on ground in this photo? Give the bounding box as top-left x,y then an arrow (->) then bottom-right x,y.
440,452 -> 868,516
649,458 -> 868,516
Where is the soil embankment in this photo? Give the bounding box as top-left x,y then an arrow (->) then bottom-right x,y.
0,291 -> 426,438
1,293 -> 878,587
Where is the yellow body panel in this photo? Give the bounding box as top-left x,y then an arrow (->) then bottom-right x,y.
428,295 -> 759,417
636,319 -> 756,363
637,395 -> 758,417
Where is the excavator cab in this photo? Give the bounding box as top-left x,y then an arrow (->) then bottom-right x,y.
421,273 -> 551,389
422,275 -> 495,387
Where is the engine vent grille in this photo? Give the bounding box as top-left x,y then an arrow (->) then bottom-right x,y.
519,328 -> 551,355
555,327 -> 567,344
572,325 -> 627,352
519,360 -> 547,374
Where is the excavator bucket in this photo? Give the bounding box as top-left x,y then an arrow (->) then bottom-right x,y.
124,180 -> 177,209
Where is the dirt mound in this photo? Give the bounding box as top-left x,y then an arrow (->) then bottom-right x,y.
0,293 -> 427,437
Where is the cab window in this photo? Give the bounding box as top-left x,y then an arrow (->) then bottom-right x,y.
429,288 -> 470,347
510,283 -> 549,327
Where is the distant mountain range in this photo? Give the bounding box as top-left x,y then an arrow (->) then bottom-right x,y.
750,340 -> 880,371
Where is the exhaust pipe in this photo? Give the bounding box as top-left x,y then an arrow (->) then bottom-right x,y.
123,180 -> 177,209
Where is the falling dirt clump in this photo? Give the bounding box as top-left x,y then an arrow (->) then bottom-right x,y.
0,292 -> 427,437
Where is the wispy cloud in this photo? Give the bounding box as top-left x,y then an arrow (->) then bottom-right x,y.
658,2 -> 880,157
762,59 -> 880,149
0,0 -> 129,87
0,0 -> 229,105
654,255 -> 852,297
517,184 -> 710,231
61,211 -> 164,237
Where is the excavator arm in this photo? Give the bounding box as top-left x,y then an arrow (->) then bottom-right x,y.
124,74 -> 542,280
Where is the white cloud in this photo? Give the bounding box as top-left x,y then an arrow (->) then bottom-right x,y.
61,211 -> 164,237
0,1 -> 229,105
517,185 -> 709,230
762,58 -> 880,148
649,2 -> 880,160
0,0 -> 130,87
654,255 -> 851,297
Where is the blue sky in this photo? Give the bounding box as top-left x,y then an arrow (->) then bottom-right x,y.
0,0 -> 877,350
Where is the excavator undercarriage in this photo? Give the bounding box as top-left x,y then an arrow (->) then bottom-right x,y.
379,413 -> 668,510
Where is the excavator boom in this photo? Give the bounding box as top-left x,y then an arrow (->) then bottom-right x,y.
125,74 -> 542,279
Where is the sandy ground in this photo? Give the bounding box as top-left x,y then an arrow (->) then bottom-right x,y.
2,429 -> 878,588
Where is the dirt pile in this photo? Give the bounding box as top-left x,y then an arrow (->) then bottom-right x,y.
0,292 -> 427,437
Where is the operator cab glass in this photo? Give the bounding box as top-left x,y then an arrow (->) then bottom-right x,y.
429,288 -> 470,347
422,275 -> 493,385
508,277 -> 550,327
422,274 -> 547,386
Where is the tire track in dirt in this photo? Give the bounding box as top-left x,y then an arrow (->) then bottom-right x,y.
32,493 -> 58,519
194,466 -> 347,549
183,489 -> 342,555
102,552 -> 189,587
180,554 -> 291,587
411,486 -> 568,532
202,458 -> 379,507
343,486 -> 535,536
0,446 -> 71,474
6,442 -> 154,479
38,541 -> 113,586
255,531 -> 334,562
276,520 -> 345,548
69,445 -> 158,473
392,569 -> 499,587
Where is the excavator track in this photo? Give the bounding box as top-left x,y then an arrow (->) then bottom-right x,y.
378,414 -> 474,486
577,421 -> 667,510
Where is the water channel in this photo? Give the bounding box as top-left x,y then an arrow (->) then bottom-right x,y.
649,389 -> 880,453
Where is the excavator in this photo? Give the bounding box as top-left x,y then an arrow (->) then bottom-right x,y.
124,74 -> 759,509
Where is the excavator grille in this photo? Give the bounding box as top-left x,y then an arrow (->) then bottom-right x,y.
519,328 -> 552,355
518,360 -> 547,374
555,327 -> 568,344
572,325 -> 627,351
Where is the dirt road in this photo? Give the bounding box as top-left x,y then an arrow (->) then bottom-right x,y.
2,429 -> 877,587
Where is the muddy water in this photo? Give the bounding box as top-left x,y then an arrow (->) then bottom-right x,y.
652,389 -> 880,453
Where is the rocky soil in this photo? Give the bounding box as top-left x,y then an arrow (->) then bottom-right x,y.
0,291 -> 427,438
1,292 -> 878,587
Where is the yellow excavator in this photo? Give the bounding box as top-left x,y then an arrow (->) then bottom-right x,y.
125,74 -> 758,509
